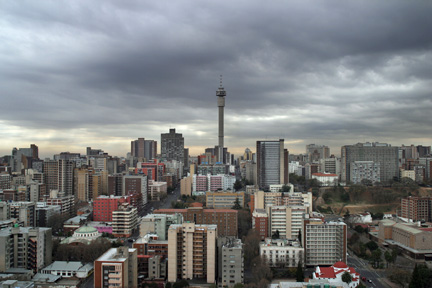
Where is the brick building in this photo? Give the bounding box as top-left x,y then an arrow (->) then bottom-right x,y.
154,204 -> 237,237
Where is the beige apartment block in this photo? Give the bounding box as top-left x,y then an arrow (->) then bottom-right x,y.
167,223 -> 217,284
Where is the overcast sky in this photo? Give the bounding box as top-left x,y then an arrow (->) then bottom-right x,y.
1,0 -> 431,159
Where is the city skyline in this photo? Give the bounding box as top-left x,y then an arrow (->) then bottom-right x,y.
1,1 -> 431,158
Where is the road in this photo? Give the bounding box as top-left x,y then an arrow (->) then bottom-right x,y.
347,253 -> 389,288
139,184 -> 181,217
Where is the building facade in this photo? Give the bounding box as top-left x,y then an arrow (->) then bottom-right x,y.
161,129 -> 184,163
256,140 -> 288,189
167,223 -> 217,283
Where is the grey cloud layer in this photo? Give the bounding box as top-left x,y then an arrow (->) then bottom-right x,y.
1,0 -> 431,156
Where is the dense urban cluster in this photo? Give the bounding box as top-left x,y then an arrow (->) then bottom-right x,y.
0,86 -> 432,288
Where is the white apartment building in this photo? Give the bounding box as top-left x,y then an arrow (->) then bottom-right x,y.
112,203 -> 138,237
302,217 -> 347,266
260,238 -> 304,268
268,205 -> 307,240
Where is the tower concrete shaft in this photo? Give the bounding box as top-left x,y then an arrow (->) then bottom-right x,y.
216,78 -> 226,163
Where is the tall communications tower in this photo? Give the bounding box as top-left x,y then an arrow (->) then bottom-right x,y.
216,76 -> 226,163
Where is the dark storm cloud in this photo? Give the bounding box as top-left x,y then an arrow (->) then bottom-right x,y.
1,0 -> 431,157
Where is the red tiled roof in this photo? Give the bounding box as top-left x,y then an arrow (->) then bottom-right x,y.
316,267 -> 336,278
333,261 -> 348,269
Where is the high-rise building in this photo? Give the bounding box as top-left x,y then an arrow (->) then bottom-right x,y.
306,144 -> 330,163
218,238 -> 244,287
10,144 -> 39,173
94,247 -> 138,288
167,223 -> 217,283
256,139 -> 288,189
131,138 -> 157,161
108,173 -> 123,196
123,175 -> 147,206
302,217 -> 347,267
43,160 -> 58,194
131,138 -> 145,159
161,129 -> 184,163
400,196 -> 432,222
0,226 -> 52,272
9,202 -> 36,227
43,159 -> 75,197
112,203 -> 138,238
341,142 -> 399,184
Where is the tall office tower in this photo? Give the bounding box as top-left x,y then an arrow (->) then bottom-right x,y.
86,147 -> 104,156
256,139 -> 288,189
341,142 -> 399,184
58,159 -> 75,196
216,77 -> 227,164
144,140 -> 157,161
131,138 -> 145,159
306,144 -> 330,163
168,223 -> 217,283
302,217 -> 347,267
108,173 -> 123,196
417,145 -> 431,158
43,160 -> 58,194
94,247 -> 138,288
0,227 -> 52,272
123,175 -> 148,206
161,129 -> 184,162
10,144 -> 39,173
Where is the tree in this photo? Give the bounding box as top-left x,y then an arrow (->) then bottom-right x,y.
365,240 -> 378,251
384,250 -> 392,267
234,180 -> 243,191
272,230 -> 280,239
243,229 -> 261,268
371,248 -> 382,268
280,184 -> 291,192
388,267 -> 411,288
238,209 -> 251,239
173,279 -> 189,288
251,256 -> 272,283
165,283 -> 172,288
233,284 -> 244,288
296,261 -> 304,282
348,233 -> 359,245
232,197 -> 242,210
409,264 -> 431,288
341,271 -> 352,284
355,225 -> 365,234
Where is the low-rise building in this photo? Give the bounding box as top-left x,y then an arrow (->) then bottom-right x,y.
41,261 -> 93,278
378,219 -> 432,260
311,173 -> 338,186
260,238 -> 303,268
312,261 -> 360,288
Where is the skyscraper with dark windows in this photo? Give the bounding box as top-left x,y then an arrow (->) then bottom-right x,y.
256,139 -> 288,189
161,129 -> 184,163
